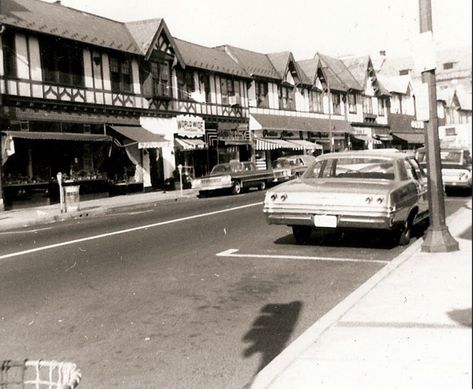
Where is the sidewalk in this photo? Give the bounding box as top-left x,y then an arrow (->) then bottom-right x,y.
251,199 -> 472,389
0,188 -> 198,232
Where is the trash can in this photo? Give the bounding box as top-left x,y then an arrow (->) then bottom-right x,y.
64,185 -> 80,212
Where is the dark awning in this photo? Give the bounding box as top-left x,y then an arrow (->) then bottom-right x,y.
1,130 -> 112,142
392,132 -> 425,144
110,126 -> 166,149
251,113 -> 354,134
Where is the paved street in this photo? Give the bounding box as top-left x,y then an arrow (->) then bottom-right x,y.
0,191 -> 469,389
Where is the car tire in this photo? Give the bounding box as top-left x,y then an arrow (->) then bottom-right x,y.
397,216 -> 413,246
259,181 -> 266,191
292,226 -> 312,244
232,181 -> 242,195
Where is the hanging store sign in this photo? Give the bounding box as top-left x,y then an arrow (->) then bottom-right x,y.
176,115 -> 205,137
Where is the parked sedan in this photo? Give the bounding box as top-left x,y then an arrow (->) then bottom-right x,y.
271,155 -> 316,183
192,161 -> 273,196
263,150 -> 429,246
416,147 -> 472,193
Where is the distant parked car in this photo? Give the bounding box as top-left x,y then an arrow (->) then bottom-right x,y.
192,161 -> 273,196
416,147 -> 472,193
263,150 -> 430,246
271,155 -> 316,183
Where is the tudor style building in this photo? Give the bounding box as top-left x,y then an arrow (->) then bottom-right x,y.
0,0 -> 252,209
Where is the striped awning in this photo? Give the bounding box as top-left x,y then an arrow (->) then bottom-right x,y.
255,138 -> 302,150
175,138 -> 207,150
286,139 -> 323,150
352,134 -> 382,145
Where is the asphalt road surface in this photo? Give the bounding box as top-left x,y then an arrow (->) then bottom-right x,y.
0,191 -> 468,389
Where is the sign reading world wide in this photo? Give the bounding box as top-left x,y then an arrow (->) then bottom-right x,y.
176,115 -> 205,137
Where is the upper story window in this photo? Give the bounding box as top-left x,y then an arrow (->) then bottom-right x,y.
150,61 -> 171,97
279,85 -> 295,110
202,73 -> 212,103
110,56 -> 132,93
331,92 -> 341,115
378,98 -> 385,116
256,81 -> 269,108
40,37 -> 84,87
176,68 -> 195,100
220,77 -> 236,105
348,93 -> 357,113
2,32 -> 17,78
363,96 -> 373,115
309,90 -> 323,113
443,62 -> 455,70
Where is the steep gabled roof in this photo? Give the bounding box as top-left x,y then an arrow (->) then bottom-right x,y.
297,58 -> 320,85
314,53 -> 362,92
341,55 -> 371,85
266,51 -> 312,85
377,75 -> 412,94
342,55 -> 390,96
0,0 -> 141,54
174,38 -> 250,78
217,45 -> 281,80
125,18 -> 163,55
454,90 -> 472,111
125,18 -> 184,66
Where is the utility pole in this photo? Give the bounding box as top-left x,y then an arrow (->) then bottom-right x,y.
323,67 -> 334,153
418,0 -> 458,252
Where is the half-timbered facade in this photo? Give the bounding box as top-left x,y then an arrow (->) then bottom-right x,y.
341,55 -> 392,149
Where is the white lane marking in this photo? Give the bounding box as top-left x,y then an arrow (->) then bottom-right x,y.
0,202 -> 261,261
216,248 -> 389,264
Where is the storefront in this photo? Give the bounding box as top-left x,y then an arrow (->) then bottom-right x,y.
250,113 -> 342,168
139,115 -> 207,183
1,129 -> 112,209
107,125 -> 169,192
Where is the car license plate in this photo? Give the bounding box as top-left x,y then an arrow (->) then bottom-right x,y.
313,215 -> 337,228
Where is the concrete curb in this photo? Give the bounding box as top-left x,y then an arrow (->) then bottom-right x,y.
0,191 -> 199,232
250,201 -> 472,389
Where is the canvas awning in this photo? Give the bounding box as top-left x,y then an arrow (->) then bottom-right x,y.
251,113 -> 354,133
174,138 -> 207,150
1,130 -> 112,142
392,132 -> 425,144
110,126 -> 166,149
286,139 -> 323,150
352,134 -> 382,145
255,138 -> 301,150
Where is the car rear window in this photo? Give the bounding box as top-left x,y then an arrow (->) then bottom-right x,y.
305,157 -> 395,180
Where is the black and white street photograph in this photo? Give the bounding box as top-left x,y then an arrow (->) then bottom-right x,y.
0,0 -> 471,388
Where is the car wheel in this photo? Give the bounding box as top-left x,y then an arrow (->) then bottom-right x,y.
232,181 -> 242,195
398,217 -> 413,246
259,181 -> 266,191
292,226 -> 312,244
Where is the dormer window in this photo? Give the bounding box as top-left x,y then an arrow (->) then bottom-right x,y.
256,81 -> 269,108
150,62 -> 171,97
279,85 -> 295,110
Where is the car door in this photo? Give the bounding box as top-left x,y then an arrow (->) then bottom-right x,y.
406,158 -> 429,216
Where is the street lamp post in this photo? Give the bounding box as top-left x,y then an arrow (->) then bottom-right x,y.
418,0 -> 459,252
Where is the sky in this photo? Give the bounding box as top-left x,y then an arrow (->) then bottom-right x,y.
57,0 -> 472,60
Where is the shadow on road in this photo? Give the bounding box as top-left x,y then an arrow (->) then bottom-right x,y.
242,301 -> 302,379
273,227 -> 426,250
